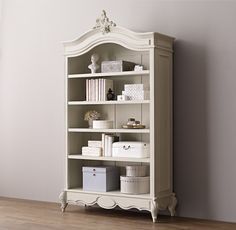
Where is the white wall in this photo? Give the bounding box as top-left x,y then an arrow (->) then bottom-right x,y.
1,0 -> 236,222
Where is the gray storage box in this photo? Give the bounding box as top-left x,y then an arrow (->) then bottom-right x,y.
101,60 -> 135,73
82,166 -> 119,192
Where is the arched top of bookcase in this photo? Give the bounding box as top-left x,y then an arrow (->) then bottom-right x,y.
63,26 -> 174,57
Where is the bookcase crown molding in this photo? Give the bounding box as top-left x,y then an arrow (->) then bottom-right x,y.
63,11 -> 174,56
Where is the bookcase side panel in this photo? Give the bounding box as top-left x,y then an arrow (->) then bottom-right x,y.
154,46 -> 173,198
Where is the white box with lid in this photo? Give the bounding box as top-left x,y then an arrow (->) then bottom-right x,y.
120,176 -> 150,194
92,120 -> 113,129
82,166 -> 119,192
112,141 -> 149,158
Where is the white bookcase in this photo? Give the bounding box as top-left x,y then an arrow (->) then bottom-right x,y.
59,11 -> 177,222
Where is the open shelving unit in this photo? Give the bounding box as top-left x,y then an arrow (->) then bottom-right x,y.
59,11 -> 176,223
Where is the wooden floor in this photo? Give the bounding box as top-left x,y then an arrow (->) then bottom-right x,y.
0,197 -> 236,230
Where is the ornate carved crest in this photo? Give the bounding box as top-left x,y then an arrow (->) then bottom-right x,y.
93,10 -> 116,34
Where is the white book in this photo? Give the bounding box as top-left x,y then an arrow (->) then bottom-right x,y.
90,79 -> 93,101
98,79 -> 101,101
86,79 -> 88,101
88,79 -> 90,101
90,79 -> 92,101
101,133 -> 105,156
104,135 -> 109,157
104,79 -> 113,101
107,136 -> 113,157
101,79 -> 104,101
88,140 -> 102,148
95,79 -> 98,101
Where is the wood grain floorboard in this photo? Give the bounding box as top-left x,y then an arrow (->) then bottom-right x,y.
0,197 -> 236,230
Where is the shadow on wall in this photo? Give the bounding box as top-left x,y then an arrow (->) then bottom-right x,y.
173,39 -> 209,218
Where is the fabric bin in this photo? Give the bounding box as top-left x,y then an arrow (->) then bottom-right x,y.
120,176 -> 150,194
126,165 -> 147,177
112,141 -> 149,158
82,166 -> 119,192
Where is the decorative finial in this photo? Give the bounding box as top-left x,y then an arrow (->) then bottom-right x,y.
93,10 -> 116,34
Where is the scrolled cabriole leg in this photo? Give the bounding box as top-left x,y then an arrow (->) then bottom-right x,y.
168,194 -> 177,216
59,191 -> 68,213
151,200 -> 158,223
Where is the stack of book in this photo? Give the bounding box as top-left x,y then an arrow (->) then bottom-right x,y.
102,134 -> 119,157
86,78 -> 113,101
82,140 -> 102,157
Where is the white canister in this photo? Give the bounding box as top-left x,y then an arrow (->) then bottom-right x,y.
126,165 -> 147,177
93,120 -> 113,129
120,176 -> 150,194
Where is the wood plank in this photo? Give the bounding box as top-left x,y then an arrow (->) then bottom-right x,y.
68,154 -> 150,163
68,128 -> 150,133
1,197 -> 236,230
68,100 -> 150,105
68,70 -> 150,79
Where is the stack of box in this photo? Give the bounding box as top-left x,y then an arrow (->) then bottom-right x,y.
122,84 -> 149,100
82,140 -> 102,157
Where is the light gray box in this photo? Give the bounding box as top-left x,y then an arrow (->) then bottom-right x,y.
101,60 -> 135,73
82,166 -> 119,192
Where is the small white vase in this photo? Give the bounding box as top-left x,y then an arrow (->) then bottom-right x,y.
88,120 -> 93,128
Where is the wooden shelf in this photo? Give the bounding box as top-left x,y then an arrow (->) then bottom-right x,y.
68,70 -> 150,79
68,128 -> 150,134
67,188 -> 151,199
68,154 -> 150,163
68,100 -> 150,105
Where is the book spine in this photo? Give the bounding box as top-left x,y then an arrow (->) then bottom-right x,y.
107,136 -> 113,157
90,79 -> 93,101
98,79 -> 101,101
103,79 -> 106,101
102,133 -> 105,156
86,79 -> 88,101
101,79 -> 104,101
104,135 -> 108,157
88,80 -> 90,101
95,79 -> 98,101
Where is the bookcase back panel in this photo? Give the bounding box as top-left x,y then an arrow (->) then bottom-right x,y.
120,133 -> 150,143
68,104 -> 149,129
68,160 -> 82,189
67,43 -> 149,75
68,78 -> 86,101
113,75 -> 149,100
115,104 -> 149,129
68,132 -> 101,155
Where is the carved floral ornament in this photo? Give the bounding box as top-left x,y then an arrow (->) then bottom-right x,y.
93,10 -> 116,34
